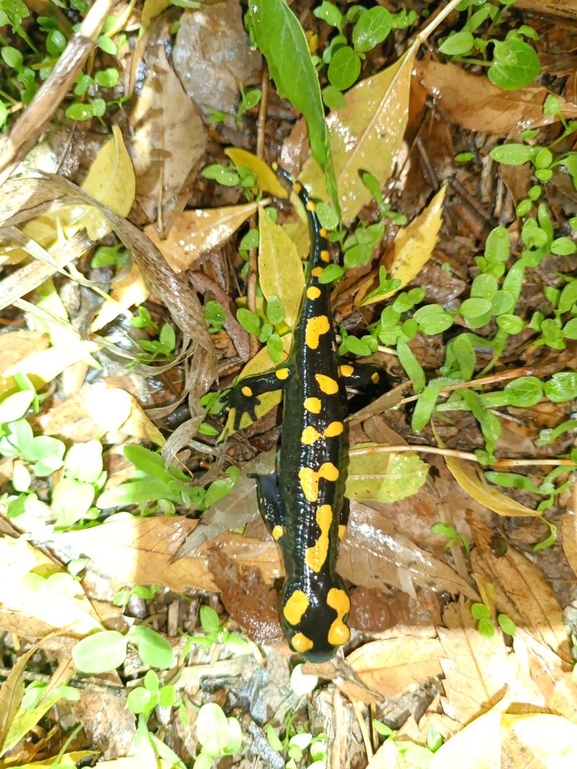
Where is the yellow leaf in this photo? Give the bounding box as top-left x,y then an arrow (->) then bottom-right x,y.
258,208 -> 304,328
362,185 -> 447,305
444,455 -> 540,517
225,148 -> 288,199
502,712 -> 577,766
80,125 -> 136,239
91,262 -> 149,332
145,202 -> 259,273
429,706 -> 502,769
301,43 -> 417,224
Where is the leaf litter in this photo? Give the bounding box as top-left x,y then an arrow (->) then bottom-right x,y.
1,0 -> 577,766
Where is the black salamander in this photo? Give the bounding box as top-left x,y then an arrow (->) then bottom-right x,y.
228,165 -> 382,661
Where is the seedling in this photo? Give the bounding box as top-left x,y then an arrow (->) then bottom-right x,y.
72,625 -> 175,674
431,522 -> 471,551
193,703 -> 242,769
183,605 -> 250,655
471,601 -> 516,639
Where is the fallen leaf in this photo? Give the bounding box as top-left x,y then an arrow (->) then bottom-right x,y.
561,488 -> 577,580
225,148 -> 287,198
347,636 -> 444,699
72,690 -> 136,759
346,446 -> 429,502
129,22 -> 206,230
514,628 -> 577,722
470,516 -> 571,661
360,186 -> 447,305
0,537 -> 103,637
81,125 -> 136,239
0,331 -> 49,381
338,501 -> 478,600
301,42 -> 417,224
429,704 -> 502,769
443,454 -> 540,517
91,261 -> 149,332
439,601 -> 527,725
502,712 -> 577,766
39,384 -> 164,445
144,202 -> 259,273
516,0 -> 577,19
417,59 -> 577,135
258,206 -> 304,328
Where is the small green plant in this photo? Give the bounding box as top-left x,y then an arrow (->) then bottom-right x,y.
126,669 -> 177,717
237,293 -> 286,363
431,522 -> 471,551
471,601 -> 516,639
96,444 -> 240,514
183,605 -> 250,655
204,300 -> 226,334
202,163 -> 258,197
130,309 -> 178,363
113,583 -> 163,610
72,625 -> 175,674
312,1 -> 417,106
193,703 -> 243,769
91,243 -> 129,268
373,719 -> 441,766
266,725 -> 329,769
438,0 -> 541,90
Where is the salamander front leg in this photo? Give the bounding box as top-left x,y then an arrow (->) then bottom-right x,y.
227,364 -> 293,429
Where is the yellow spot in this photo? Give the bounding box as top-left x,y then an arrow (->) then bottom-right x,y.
305,505 -> 333,573
320,249 -> 330,263
311,266 -> 324,278
283,589 -> 310,625
301,426 -> 322,445
293,182 -> 302,195
276,367 -> 290,380
307,286 -> 321,300
299,463 -> 339,502
325,421 -> 344,437
272,161 -> 279,171
291,632 -> 314,653
272,525 -> 285,541
305,315 -> 330,349
241,385 -> 253,397
371,371 -> 380,384
306,200 -> 316,212
319,228 -> 328,238
304,397 -> 322,414
315,374 -> 339,395
338,524 -> 347,540
327,588 -> 350,647
339,364 -> 354,378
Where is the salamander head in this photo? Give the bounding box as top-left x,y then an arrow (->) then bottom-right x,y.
280,575 -> 351,662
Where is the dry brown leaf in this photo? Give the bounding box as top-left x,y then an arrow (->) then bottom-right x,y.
129,22 -> 206,230
39,384 -> 164,445
470,516 -> 571,661
0,537 -> 103,637
346,636 -> 444,698
514,629 -> 577,722
516,0 -> 577,18
443,454 -> 540,517
338,501 -> 478,600
439,601 -> 534,725
417,59 -> 577,135
301,42 -> 417,224
145,202 -> 258,273
429,705 -> 502,769
44,515 -> 281,594
561,487 -> 577,580
360,186 -> 447,305
72,690 -> 136,759
0,331 -> 49,383
502,712 -> 577,766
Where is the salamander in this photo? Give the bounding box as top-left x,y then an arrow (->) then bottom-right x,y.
227,165 -> 382,661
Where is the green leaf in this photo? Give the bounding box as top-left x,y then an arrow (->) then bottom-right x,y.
438,30 -> 475,56
497,614 -> 516,637
471,602 -> 490,620
488,39 -> 541,90
127,687 -> 154,714
328,46 -> 361,90
352,7 -> 392,53
489,143 -> 533,165
129,626 -> 175,669
413,304 -> 454,335
460,297 -> 492,324
552,237 -> 577,256
322,84 -> 347,109
471,273 -> 498,300
0,390 -> 35,424
504,376 -> 543,407
73,631 -> 127,674
65,102 -> 94,121
477,617 -> 495,638
250,0 -> 338,211
451,334 -> 476,380
544,372 -> 577,403
396,339 -> 425,393
52,478 -> 95,527
313,0 -> 343,30
485,471 -> 542,494
485,226 -> 510,262
236,307 -> 262,336
347,449 -> 429,503
196,703 -> 229,756
412,384 -> 441,432
266,295 -> 285,326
